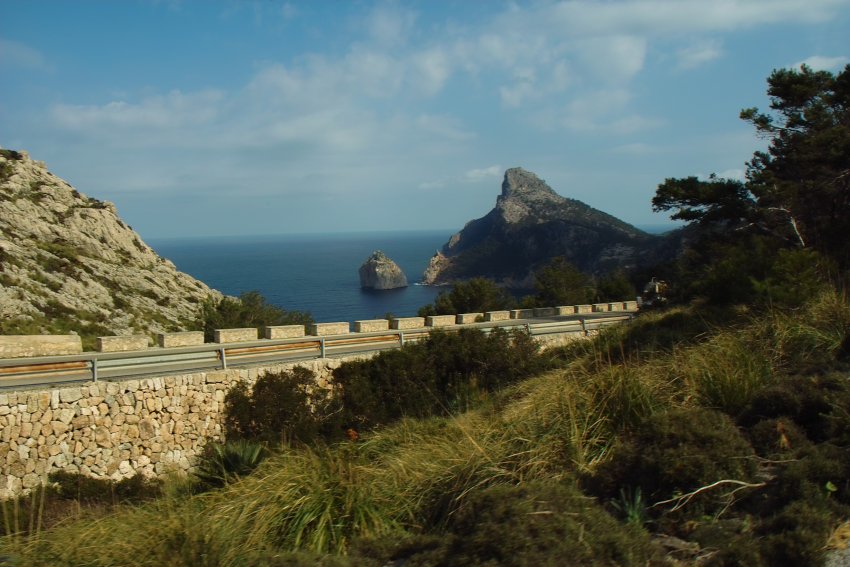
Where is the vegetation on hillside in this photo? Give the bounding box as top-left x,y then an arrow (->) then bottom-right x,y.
2,290 -> 849,565
417,259 -> 637,317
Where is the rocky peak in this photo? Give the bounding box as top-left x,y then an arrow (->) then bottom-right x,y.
499,168 -> 561,203
496,168 -> 568,224
422,167 -> 660,285
359,250 -> 408,290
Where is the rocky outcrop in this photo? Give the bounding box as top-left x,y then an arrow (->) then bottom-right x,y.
0,148 -> 220,343
359,250 -> 408,290
422,167 -> 667,285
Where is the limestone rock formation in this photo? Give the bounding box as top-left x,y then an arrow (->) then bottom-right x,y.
0,148 -> 221,342
422,167 -> 670,285
359,250 -> 408,290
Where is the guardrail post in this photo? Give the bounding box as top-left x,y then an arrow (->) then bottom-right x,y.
91,358 -> 98,382
320,338 -> 326,358
399,331 -> 405,347
580,318 -> 587,336
220,347 -> 227,370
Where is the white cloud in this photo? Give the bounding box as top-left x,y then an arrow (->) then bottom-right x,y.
517,0 -> 847,37
420,165 -> 503,191
366,4 -> 417,46
676,39 -> 724,69
792,55 -> 849,71
0,38 -> 49,70
52,90 -> 224,132
411,48 -> 451,95
574,35 -> 647,82
464,166 -> 502,181
418,180 -> 446,190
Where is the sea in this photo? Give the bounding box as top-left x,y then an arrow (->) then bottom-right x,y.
149,230 -> 453,324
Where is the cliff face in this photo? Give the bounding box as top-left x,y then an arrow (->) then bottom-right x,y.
0,149 -> 220,341
422,168 -> 661,286
359,250 -> 408,290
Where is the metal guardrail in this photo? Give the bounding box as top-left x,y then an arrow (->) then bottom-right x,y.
0,315 -> 632,389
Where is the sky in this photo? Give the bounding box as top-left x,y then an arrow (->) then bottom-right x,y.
2,0 -> 849,239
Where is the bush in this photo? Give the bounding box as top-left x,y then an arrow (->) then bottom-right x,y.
193,440 -> 269,489
588,407 -> 758,520
196,291 -> 313,342
530,256 -> 595,307
48,470 -> 161,505
390,481 -> 660,566
418,278 -> 514,316
224,367 -> 335,445
332,328 -> 546,431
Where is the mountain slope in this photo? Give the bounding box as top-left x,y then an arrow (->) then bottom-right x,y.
423,168 -> 660,285
0,149 -> 220,345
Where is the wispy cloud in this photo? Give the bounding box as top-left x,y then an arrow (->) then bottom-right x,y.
0,38 -> 49,70
464,165 -> 502,181
676,39 -> 724,69
792,55 -> 849,71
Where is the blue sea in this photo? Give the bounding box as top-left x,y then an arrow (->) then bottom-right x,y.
149,231 -> 453,324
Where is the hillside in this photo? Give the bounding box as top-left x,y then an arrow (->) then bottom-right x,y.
3,291 -> 849,566
0,149 -> 220,345
423,168 -> 672,286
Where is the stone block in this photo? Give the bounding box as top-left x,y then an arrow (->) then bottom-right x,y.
310,322 -> 350,336
484,311 -> 510,322
575,305 -> 593,314
533,307 -> 557,317
607,302 -> 624,312
456,313 -> 483,324
592,304 -> 610,313
555,306 -> 577,315
264,325 -> 306,339
353,320 -> 390,333
624,300 -> 639,311
390,317 -> 426,330
213,328 -> 258,343
97,335 -> 149,353
0,335 -> 82,358
426,315 -> 456,328
510,309 -> 536,320
157,332 -> 204,348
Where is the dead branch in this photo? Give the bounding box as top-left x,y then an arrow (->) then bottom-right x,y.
652,479 -> 767,513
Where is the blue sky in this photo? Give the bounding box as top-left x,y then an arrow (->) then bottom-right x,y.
2,1 -> 849,239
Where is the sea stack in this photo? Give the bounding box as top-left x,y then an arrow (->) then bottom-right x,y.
359,250 -> 408,290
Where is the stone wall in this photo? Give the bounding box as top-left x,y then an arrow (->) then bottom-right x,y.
0,356 -> 362,499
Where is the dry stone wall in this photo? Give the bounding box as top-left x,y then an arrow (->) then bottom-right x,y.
0,356 -> 362,499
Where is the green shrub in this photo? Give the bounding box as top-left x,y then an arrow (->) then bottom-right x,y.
196,291 -> 313,342
332,328 -> 546,431
758,501 -> 836,566
740,373 -> 850,443
418,277 -> 514,316
404,481 -> 659,566
588,407 -> 758,520
48,470 -> 161,505
193,440 -> 269,489
224,367 -> 336,445
529,256 -> 596,307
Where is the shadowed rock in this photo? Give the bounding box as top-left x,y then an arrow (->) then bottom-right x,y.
359,250 -> 408,290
